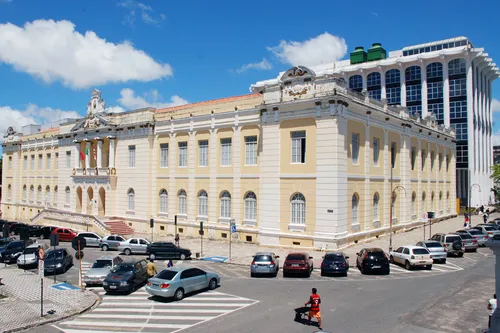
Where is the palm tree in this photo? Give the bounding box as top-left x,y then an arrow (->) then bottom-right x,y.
491,164 -> 500,184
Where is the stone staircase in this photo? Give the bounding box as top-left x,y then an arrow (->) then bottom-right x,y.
102,219 -> 135,236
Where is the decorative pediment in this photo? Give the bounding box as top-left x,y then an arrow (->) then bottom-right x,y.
71,113 -> 110,132
280,66 -> 316,82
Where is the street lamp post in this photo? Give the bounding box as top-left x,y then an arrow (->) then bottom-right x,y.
468,183 -> 482,226
389,167 -> 407,253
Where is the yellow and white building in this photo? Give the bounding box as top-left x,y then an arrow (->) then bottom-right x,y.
1,67 -> 456,249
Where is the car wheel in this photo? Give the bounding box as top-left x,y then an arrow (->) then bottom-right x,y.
208,278 -> 217,290
274,269 -> 279,277
426,265 -> 432,270
174,288 -> 184,301
306,270 -> 311,278
390,256 -> 395,264
124,248 -> 132,256
149,253 -> 156,260
360,266 -> 364,274
441,259 -> 447,264
458,252 -> 464,257
384,268 -> 390,275
250,272 -> 255,278
180,253 -> 186,260
343,272 -> 348,277
405,260 -> 412,270
102,244 -> 109,251
320,270 -> 325,277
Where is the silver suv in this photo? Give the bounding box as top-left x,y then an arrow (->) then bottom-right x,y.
430,233 -> 464,257
84,255 -> 123,286
99,235 -> 126,251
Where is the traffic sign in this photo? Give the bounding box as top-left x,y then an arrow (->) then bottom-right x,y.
230,225 -> 237,233
75,251 -> 84,260
422,213 -> 427,219
72,237 -> 86,251
38,247 -> 45,260
38,260 -> 44,278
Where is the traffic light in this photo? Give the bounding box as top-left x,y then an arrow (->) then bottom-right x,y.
174,215 -> 177,226
150,218 -> 154,228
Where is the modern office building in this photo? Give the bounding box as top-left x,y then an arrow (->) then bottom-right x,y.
255,37 -> 498,206
2,78 -> 456,248
494,146 -> 500,165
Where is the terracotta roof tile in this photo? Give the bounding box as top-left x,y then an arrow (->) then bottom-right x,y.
155,93 -> 261,114
39,127 -> 59,134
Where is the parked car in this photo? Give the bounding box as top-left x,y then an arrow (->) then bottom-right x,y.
473,225 -> 500,238
44,248 -> 73,275
118,238 -> 150,256
250,252 -> 280,277
78,232 -> 102,247
10,223 -> 27,235
430,233 -> 464,257
390,246 -> 433,270
486,222 -> 500,230
0,240 -> 34,264
457,229 -> 488,246
84,255 -> 123,286
454,232 -> 479,251
51,228 -> 78,242
283,252 -> 314,277
41,226 -> 58,239
17,243 -> 49,268
147,242 -> 192,260
320,252 -> 349,276
100,235 -> 127,251
416,240 -> 447,263
146,266 -> 220,301
103,259 -> 149,293
0,237 -> 15,251
28,225 -> 44,238
356,248 -> 390,275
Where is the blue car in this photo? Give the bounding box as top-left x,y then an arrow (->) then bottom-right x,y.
320,252 -> 349,276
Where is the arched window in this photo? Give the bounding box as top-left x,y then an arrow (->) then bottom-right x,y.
220,191 -> 231,218
23,185 -> 27,201
244,191 -> 257,221
412,192 -> 417,217
422,192 -> 426,211
127,188 -> 135,211
54,186 -> 58,205
385,69 -> 401,84
426,62 -> 443,79
446,191 -> 450,210
405,66 -> 421,82
178,189 -> 187,215
65,186 -> 70,205
7,184 -> 11,200
431,191 -> 435,212
37,185 -> 42,202
30,185 -> 34,201
367,72 -> 381,100
291,193 -> 306,225
198,190 -> 208,217
385,69 -> 401,105
373,193 -> 379,221
352,194 -> 359,225
439,191 -> 443,212
158,189 -> 168,213
448,58 -> 466,76
45,185 -> 50,204
348,75 -> 363,92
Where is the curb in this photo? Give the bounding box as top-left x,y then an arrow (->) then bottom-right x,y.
2,292 -> 100,333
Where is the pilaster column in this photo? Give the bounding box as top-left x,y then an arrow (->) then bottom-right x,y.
380,67 -> 386,101
465,58 -> 475,205
421,62 -> 428,118
108,137 -> 116,168
364,120 -> 371,230
400,77 -> 407,107
383,129 -> 390,227
97,139 -> 103,168
74,141 -> 80,169
443,59 -> 450,128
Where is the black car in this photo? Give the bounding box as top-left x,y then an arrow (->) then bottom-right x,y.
0,237 -> 15,257
9,223 -> 27,235
103,259 -> 148,293
0,240 -> 33,264
356,248 -> 390,275
28,225 -> 44,237
147,242 -> 191,260
321,252 -> 349,276
41,226 -> 58,239
44,248 -> 73,275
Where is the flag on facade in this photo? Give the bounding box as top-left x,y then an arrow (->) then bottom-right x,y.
80,149 -> 85,161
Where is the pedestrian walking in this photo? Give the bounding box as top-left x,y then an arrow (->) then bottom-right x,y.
305,288 -> 322,330
488,294 -> 497,329
167,260 -> 174,268
464,213 -> 469,228
146,259 -> 157,278
175,234 -> 180,247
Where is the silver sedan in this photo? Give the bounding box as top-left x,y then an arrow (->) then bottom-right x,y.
416,241 -> 447,263
146,266 -> 220,301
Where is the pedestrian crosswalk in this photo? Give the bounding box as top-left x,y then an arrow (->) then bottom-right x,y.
53,287 -> 258,333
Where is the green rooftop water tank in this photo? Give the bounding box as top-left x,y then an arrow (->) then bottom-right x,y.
350,46 -> 367,65
367,43 -> 387,62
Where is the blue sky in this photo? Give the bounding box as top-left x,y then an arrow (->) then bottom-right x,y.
0,0 -> 499,140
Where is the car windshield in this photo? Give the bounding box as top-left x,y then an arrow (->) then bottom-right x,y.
157,270 -> 178,280
467,230 -> 482,235
286,255 -> 305,261
424,242 -> 442,248
485,226 -> 495,231
23,247 -> 39,255
367,251 -> 385,258
45,251 -> 63,259
325,254 -> 344,260
92,260 -> 112,268
0,239 -> 11,246
412,249 -> 429,255
446,236 -> 461,243
254,255 -> 272,261
458,234 -> 473,239
111,264 -> 134,273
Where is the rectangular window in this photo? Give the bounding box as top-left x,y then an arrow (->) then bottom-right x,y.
406,84 -> 421,102
31,155 -> 35,170
23,156 -> 27,170
427,82 -> 443,99
128,145 -> 136,168
160,143 -> 168,168
421,150 -> 426,171
449,78 -> 467,97
352,133 -> 359,164
55,153 -> 58,169
386,87 -> 401,105
408,105 -> 422,116
456,145 -> 468,163
411,147 -> 416,170
451,123 -> 468,141
373,138 -> 379,166
428,103 -> 444,122
291,131 -> 306,164
220,138 -> 232,166
245,136 -> 258,165
391,142 -> 396,168
38,154 -> 43,169
178,142 -> 188,167
368,89 -> 381,101
46,153 -> 51,169
198,140 -> 208,167
66,151 -> 71,169
450,100 -> 467,119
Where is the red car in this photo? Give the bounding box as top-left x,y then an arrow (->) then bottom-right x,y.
283,252 -> 314,277
51,228 -> 77,242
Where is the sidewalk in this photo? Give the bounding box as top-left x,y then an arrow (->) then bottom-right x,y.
0,265 -> 98,333
135,209 -> 497,268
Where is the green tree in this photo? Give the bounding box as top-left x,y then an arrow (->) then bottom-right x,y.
491,164 -> 500,184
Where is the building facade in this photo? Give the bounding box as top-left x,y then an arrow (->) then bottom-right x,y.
254,37 -> 498,207
494,146 -> 500,165
2,70 -> 456,248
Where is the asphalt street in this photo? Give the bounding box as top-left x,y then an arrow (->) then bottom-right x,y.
13,239 -> 495,333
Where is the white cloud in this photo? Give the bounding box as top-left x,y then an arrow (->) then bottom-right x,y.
492,98 -> 500,113
106,105 -> 126,114
118,0 -> 162,26
115,88 -> 188,110
267,32 -> 348,67
234,58 -> 273,74
0,19 -> 172,89
0,104 -> 80,138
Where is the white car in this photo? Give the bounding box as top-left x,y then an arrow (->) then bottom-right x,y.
390,245 -> 433,270
77,232 -> 102,247
117,238 -> 150,255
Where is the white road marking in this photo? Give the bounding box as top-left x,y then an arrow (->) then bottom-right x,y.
93,308 -> 230,314
98,301 -> 255,307
79,313 -> 213,320
61,320 -> 189,329
52,328 -> 157,333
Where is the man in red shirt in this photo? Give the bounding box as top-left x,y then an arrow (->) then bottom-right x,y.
305,287 -> 322,330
